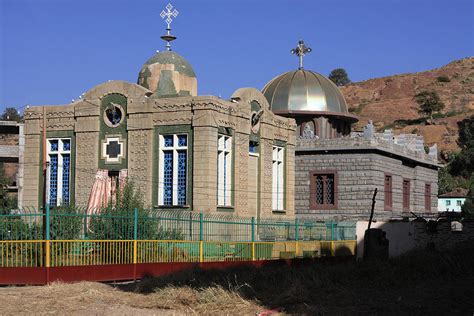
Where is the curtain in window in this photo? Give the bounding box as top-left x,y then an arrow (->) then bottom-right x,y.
87,170 -> 111,215
119,169 -> 128,192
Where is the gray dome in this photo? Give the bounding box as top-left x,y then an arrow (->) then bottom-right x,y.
262,70 -> 348,114
137,51 -> 197,97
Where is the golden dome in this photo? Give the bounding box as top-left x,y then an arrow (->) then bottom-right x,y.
262,69 -> 348,114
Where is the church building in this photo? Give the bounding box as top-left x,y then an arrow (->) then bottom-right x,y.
21,6 -> 296,219
21,4 -> 439,222
262,40 -> 440,220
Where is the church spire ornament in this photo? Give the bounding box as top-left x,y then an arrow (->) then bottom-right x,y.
160,3 -> 179,51
291,40 -> 312,70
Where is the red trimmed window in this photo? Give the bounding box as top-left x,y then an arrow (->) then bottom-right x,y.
384,174 -> 393,211
425,183 -> 431,212
403,179 -> 410,212
310,171 -> 337,209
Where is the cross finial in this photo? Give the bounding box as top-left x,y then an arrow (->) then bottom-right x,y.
291,40 -> 312,70
160,3 -> 179,51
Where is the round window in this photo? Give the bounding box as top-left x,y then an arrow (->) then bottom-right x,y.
104,103 -> 124,128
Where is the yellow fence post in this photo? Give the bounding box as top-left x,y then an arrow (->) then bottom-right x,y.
199,213 -> 204,263
45,204 -> 51,270
45,240 -> 50,268
251,217 -> 256,261
199,241 -> 203,263
133,208 -> 138,265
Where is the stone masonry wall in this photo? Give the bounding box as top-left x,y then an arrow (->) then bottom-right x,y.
295,152 -> 438,221
74,132 -> 99,205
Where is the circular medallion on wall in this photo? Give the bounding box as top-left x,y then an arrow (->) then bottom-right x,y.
103,102 -> 124,128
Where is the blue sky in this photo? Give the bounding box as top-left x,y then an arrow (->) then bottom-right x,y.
0,0 -> 473,112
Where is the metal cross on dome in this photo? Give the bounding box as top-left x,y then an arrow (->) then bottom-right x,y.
160,3 -> 179,30
291,40 -> 312,70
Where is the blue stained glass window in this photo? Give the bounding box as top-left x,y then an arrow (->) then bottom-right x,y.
49,155 -> 58,206
163,151 -> 173,205
164,135 -> 173,147
50,140 -> 58,152
177,151 -> 187,205
178,135 -> 187,147
62,154 -> 70,205
62,140 -> 71,151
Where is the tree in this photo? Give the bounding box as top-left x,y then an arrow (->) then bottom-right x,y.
0,107 -> 22,122
414,91 -> 445,120
328,68 -> 351,86
0,162 -> 17,214
461,175 -> 474,216
449,116 -> 474,179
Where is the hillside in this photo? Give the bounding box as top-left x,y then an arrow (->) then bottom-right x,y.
341,57 -> 474,153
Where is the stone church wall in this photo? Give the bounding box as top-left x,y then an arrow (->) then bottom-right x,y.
21,83 -> 296,220
295,152 -> 438,221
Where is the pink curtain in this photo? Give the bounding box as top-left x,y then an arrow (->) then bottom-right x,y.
86,169 -> 129,214
87,170 -> 111,215
119,169 -> 128,193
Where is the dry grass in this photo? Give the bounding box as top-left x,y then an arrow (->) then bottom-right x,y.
1,242 -> 473,315
0,280 -> 268,315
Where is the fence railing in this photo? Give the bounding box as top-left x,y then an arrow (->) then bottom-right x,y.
1,239 -> 357,268
0,206 -> 356,242
0,206 -> 357,268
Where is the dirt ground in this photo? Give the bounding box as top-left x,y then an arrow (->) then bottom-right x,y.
1,244 -> 473,315
0,281 -> 268,316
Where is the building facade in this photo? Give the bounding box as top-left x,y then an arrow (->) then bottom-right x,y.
22,50 -> 296,219
438,188 -> 467,212
20,32 -> 440,222
262,41 -> 439,220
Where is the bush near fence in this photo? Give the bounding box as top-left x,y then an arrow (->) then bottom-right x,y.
0,206 -> 356,268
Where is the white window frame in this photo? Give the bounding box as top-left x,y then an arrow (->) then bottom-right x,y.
272,146 -> 284,211
46,138 -> 71,206
217,135 -> 232,206
158,134 -> 188,206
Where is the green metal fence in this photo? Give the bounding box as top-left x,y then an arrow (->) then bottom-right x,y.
0,206 -> 356,242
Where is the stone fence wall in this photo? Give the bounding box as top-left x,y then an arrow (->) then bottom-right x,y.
356,219 -> 474,259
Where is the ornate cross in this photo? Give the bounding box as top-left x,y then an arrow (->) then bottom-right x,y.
159,3 -> 179,51
106,141 -> 121,159
160,3 -> 179,30
291,40 -> 312,70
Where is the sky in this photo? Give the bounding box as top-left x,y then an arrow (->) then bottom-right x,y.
0,0 -> 473,113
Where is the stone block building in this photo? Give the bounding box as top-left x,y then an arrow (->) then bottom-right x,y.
261,40 -> 439,221
20,29 -> 440,222
22,50 -> 296,219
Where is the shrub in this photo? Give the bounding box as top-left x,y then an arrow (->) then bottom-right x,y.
437,76 -> 450,83
89,181 -> 163,240
49,205 -> 83,240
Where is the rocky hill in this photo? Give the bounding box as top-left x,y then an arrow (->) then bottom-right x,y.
341,57 -> 474,154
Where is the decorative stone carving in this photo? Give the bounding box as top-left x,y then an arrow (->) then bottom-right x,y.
429,143 -> 438,158
363,120 -> 375,139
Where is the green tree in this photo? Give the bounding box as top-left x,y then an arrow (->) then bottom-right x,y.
0,107 -> 22,122
0,163 -> 17,214
328,68 -> 351,86
414,91 -> 445,120
461,175 -> 474,216
449,116 -> 474,179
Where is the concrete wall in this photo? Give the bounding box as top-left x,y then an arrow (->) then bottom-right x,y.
356,220 -> 474,259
